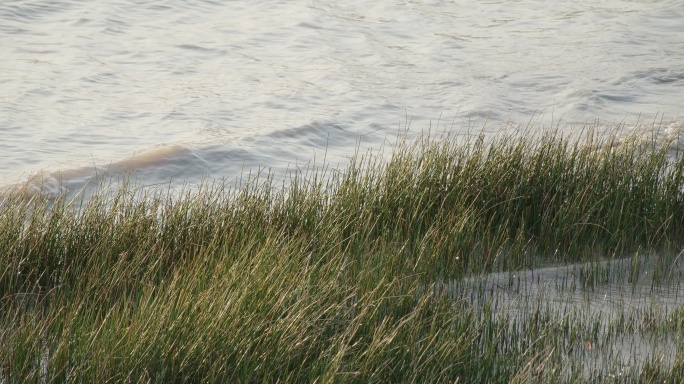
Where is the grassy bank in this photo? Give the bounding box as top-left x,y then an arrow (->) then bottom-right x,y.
2,128 -> 684,382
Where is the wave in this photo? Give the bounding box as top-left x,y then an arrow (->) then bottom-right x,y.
1,145 -> 192,199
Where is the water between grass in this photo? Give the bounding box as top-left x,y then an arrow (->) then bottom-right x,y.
428,251 -> 684,379
7,254 -> 683,382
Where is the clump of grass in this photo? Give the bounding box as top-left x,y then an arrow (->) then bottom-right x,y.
1,126 -> 684,382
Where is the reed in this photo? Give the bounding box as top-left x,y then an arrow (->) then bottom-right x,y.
1,126 -> 684,382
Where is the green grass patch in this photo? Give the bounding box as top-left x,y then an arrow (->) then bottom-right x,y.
2,128 -> 684,382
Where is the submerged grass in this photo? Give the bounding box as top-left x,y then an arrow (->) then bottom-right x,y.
2,127 -> 684,382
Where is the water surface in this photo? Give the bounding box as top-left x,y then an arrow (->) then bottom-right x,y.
1,0 -> 683,192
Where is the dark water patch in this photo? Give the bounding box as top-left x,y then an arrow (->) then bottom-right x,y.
597,92 -> 638,103
651,71 -> 684,85
175,44 -> 225,56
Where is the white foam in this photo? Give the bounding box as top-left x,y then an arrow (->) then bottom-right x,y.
619,120 -> 684,150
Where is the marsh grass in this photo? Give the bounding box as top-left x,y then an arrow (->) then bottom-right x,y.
2,127 -> 684,382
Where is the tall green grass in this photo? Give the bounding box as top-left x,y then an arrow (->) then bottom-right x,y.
1,128 -> 684,382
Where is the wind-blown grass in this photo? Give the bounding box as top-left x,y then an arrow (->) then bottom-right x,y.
2,127 -> 684,382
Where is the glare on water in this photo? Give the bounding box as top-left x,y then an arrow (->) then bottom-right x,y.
1,0 -> 682,191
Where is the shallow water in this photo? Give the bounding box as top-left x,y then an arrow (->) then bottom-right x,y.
433,252 -> 684,377
1,0 -> 683,193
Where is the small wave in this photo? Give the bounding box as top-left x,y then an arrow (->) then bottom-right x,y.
1,145 -> 192,200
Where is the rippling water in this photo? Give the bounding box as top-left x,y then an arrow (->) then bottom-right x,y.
2,0 -> 683,193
